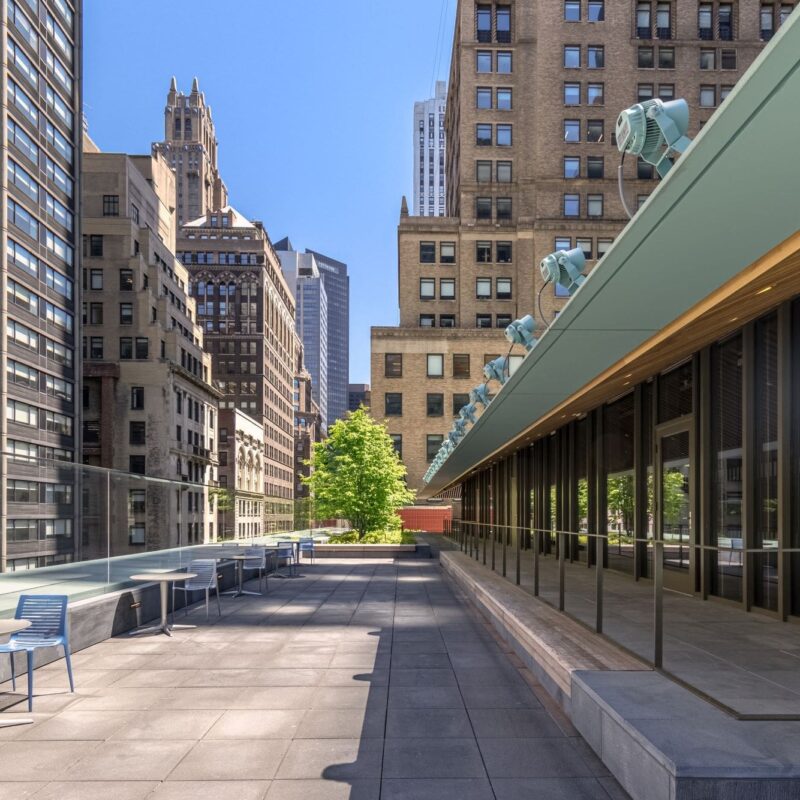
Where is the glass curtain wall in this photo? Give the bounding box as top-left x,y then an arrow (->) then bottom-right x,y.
604,394 -> 636,574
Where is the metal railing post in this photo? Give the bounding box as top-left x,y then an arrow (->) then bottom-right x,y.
533,529 -> 540,596
515,525 -> 521,586
502,526 -> 507,578
595,532 -> 604,634
559,531 -> 566,611
654,540 -> 664,668
491,524 -> 496,571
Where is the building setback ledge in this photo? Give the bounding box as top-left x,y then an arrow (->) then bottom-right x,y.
441,551 -> 800,800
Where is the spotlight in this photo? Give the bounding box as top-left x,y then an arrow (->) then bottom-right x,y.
459,403 -> 478,424
540,248 -> 586,296
453,418 -> 468,436
470,383 -> 493,408
505,315 -> 537,352
448,430 -> 462,447
483,356 -> 509,385
616,98 -> 691,179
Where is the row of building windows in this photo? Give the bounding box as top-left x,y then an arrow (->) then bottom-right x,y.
419,241 -> 514,264
476,123 -> 512,147
5,519 -> 72,544
81,336 -> 149,361
563,1 -> 605,22
563,45 -> 605,69
7,277 -> 73,333
476,87 -> 513,110
419,277 -> 512,301
386,392 -> 481,419
7,480 -> 72,505
476,4 -> 512,42
7,358 -> 72,402
6,399 -> 72,435
7,318 -> 73,367
476,50 -> 513,73
384,352 -> 515,379
475,160 -> 513,183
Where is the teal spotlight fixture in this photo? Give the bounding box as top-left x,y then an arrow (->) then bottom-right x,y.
616,98 -> 691,179
460,403 -> 478,424
453,418 -> 468,436
483,356 -> 509,385
448,431 -> 461,447
470,383 -> 493,408
505,314 -> 537,352
540,247 -> 586,296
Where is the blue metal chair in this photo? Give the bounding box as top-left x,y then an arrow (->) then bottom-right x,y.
0,595 -> 74,712
242,547 -> 268,594
171,560 -> 221,620
276,541 -> 296,577
298,537 -> 315,564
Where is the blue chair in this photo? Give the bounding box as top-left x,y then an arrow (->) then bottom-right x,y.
0,595 -> 74,712
276,541 -> 296,577
242,547 -> 268,594
298,537 -> 315,564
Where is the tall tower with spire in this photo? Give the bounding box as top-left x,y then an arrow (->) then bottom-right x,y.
153,77 -> 228,225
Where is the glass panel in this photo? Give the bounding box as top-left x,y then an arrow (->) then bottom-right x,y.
661,430 -> 691,576
710,335 -> 743,601
605,394 -> 635,574
575,418 -> 589,563
754,315 -> 778,611
658,360 -> 693,422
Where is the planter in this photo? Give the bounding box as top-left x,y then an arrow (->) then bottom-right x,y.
306,544 -> 432,560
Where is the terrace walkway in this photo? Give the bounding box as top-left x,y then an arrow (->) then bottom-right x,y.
0,560 -> 628,800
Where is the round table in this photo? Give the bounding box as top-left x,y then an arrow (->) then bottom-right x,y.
129,572 -> 197,636
0,619 -> 33,728
224,555 -> 264,598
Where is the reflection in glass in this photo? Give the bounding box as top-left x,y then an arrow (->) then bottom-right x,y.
605,394 -> 635,574
659,360 -> 693,422
710,335 -> 743,601
660,431 -> 690,574
575,418 -> 589,562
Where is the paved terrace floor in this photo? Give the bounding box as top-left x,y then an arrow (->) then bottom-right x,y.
0,559 -> 629,800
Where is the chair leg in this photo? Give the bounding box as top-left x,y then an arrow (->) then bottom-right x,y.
64,645 -> 75,693
215,587 -> 222,617
10,653 -> 16,692
26,650 -> 33,712
205,589 -> 210,621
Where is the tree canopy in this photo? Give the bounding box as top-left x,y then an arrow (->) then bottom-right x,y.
303,408 -> 415,538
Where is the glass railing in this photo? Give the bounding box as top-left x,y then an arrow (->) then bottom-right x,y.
0,451 -> 341,615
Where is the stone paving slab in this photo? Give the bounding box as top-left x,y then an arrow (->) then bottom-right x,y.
0,559 -> 628,799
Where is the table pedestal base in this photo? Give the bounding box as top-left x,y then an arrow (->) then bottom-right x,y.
0,718 -> 33,728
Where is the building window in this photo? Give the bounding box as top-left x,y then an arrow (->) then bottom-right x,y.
440,242 -> 456,263
89,337 -> 103,359
564,82 -> 581,105
586,119 -> 604,142
496,277 -> 512,299
700,48 -> 716,69
597,238 -> 613,258
587,45 -> 605,68
453,354 -> 470,378
119,303 -> 133,325
388,434 -> 402,458
453,394 -> 470,416
555,237 -> 572,252
420,314 -> 436,328
761,4 -> 775,39
638,46 -> 654,68
718,3 -> 733,40
564,157 -> 580,179
102,195 -> 119,216
565,0 -> 581,21
497,124 -> 512,146
564,45 -> 581,68
587,83 -> 604,104
427,354 -> 444,378
420,278 -> 435,300
637,2 -> 652,37
720,48 -> 736,69
385,393 -> 402,416
638,83 -> 654,102
129,525 -> 145,545
658,46 -> 675,68
477,160 -> 492,183
658,83 -> 674,100
477,278 -> 492,299
497,51 -> 513,73
720,84 -> 733,101
587,194 -> 604,217
638,158 -> 655,179
440,279 -> 455,299
700,85 -> 716,107
497,88 -> 512,110
564,194 -> 580,217
477,50 -> 493,72
587,156 -> 604,179
89,269 -> 103,289
120,337 -> 133,360
656,2 -> 671,37
477,87 -> 492,109
427,394 -> 444,416
420,242 -> 436,263
496,197 -> 512,221
588,0 -> 604,20
426,435 -> 444,462
439,314 -> 456,328
135,337 -> 149,359
88,235 -> 103,257
476,197 -> 492,220
564,119 -> 580,142
131,386 -> 144,409
476,124 -> 492,146
576,238 -> 593,260
477,4 -> 492,41
476,241 -> 492,263
129,421 -> 146,445
698,3 -> 713,38
496,161 -> 512,183
89,303 -> 103,325
476,314 -> 492,329
496,314 -> 512,329
119,269 -> 134,290
129,455 -> 146,475
496,241 -> 512,263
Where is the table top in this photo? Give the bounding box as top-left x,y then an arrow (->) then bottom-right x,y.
130,572 -> 197,583
0,619 -> 31,636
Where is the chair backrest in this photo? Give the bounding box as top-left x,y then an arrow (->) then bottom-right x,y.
14,594 -> 68,642
298,538 -> 314,552
185,559 -> 218,589
243,547 -> 266,568
276,541 -> 294,558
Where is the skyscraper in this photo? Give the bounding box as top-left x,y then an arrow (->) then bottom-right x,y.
275,239 -> 328,428
413,80 -> 447,217
2,0 -> 81,571
153,77 -> 228,227
305,249 -> 349,429
373,0 -> 770,492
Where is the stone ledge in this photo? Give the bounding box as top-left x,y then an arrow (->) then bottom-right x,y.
310,544 -> 432,559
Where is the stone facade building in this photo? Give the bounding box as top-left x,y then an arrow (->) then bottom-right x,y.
1,0 -> 81,571
217,408 -> 264,540
153,77 -> 228,227
413,80 -> 448,217
80,147 -> 219,556
372,0 -> 773,493
293,366 -> 323,500
177,207 -> 296,532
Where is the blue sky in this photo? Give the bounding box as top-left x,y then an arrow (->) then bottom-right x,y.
84,0 -> 456,384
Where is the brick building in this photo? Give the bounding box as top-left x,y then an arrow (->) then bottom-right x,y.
372,0 -> 775,492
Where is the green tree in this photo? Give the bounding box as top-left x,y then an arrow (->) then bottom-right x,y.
303,409 -> 415,539
210,487 -> 235,541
